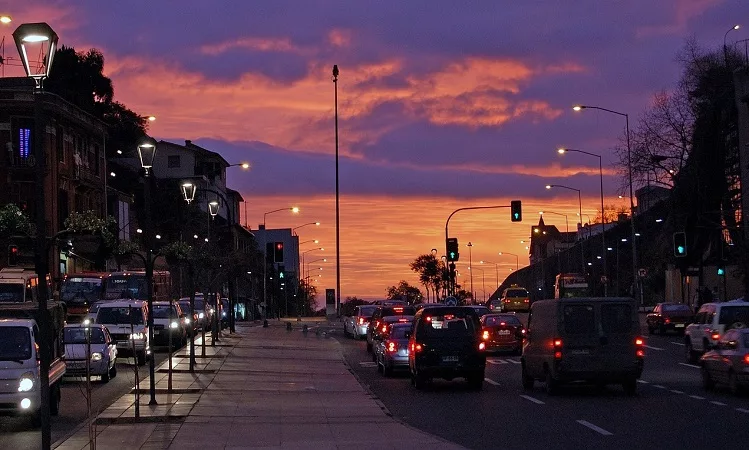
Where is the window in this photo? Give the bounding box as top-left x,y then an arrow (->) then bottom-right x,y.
601,304 -> 633,333
96,307 -> 144,325
12,118 -> 34,161
63,327 -> 106,344
420,311 -> 476,337
168,155 -> 181,168
0,327 -> 32,360
718,306 -> 749,327
505,288 -> 529,298
563,305 -> 595,334
358,306 -> 377,317
485,315 -> 521,326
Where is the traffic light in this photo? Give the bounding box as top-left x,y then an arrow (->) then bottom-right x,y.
278,265 -> 286,279
446,237 -> 460,261
274,242 -> 284,263
717,266 -> 725,276
7,245 -> 18,266
511,200 -> 522,222
673,232 -> 687,257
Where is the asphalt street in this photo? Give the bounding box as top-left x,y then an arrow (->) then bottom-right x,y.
332,314 -> 749,450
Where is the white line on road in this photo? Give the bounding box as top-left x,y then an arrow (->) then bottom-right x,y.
577,420 -> 613,436
636,380 -> 649,384
484,377 -> 501,386
359,361 -> 377,368
487,359 -> 508,365
670,390 -> 684,394
643,345 -> 664,350
507,359 -> 522,364
671,342 -> 686,346
710,401 -> 727,406
520,395 -> 545,405
679,363 -> 701,369
689,395 -> 705,400
653,385 -> 666,389
737,408 -> 749,413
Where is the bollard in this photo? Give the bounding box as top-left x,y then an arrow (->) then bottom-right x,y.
263,319 -> 269,328
286,322 -> 292,331
302,324 -> 308,335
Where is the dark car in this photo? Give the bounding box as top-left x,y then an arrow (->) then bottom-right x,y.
480,313 -> 525,355
374,323 -> 412,376
469,305 -> 492,318
647,303 -> 693,335
367,305 -> 417,352
408,306 -> 486,390
370,315 -> 414,361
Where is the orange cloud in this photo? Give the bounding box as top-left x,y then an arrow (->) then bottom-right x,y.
199,37 -> 301,55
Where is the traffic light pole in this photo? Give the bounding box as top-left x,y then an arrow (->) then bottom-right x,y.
445,204 -> 512,296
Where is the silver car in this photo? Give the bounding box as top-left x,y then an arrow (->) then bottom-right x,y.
63,324 -> 117,382
701,328 -> 749,394
374,323 -> 411,376
344,305 -> 377,339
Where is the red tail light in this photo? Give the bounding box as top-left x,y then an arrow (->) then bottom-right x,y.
381,325 -> 387,333
553,338 -> 562,359
554,351 -> 562,360
744,354 -> 749,365
635,338 -> 644,346
504,299 -> 511,303
358,317 -> 365,325
387,341 -> 398,353
520,328 -> 526,334
500,322 -> 506,326
553,339 -> 563,348
711,331 -> 720,341
523,298 -> 529,303
393,307 -> 404,313
412,343 -> 423,352
482,330 -> 490,340
636,349 -> 645,358
664,318 -> 670,324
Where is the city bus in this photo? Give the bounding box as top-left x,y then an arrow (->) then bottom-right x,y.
59,272 -> 107,322
102,271 -> 171,302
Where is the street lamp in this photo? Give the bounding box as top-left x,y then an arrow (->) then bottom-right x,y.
479,260 -> 500,290
467,242 -> 474,303
181,182 -> 197,204
300,239 -> 319,245
263,206 -> 300,228
546,184 -> 586,272
293,221 -> 320,235
725,24 -> 741,64
498,252 -> 520,271
333,64 -> 341,316
14,21 -> 57,450
469,265 -> 486,303
228,162 -> 251,169
136,136 -> 159,406
208,200 -> 220,218
0,15 -> 11,24
539,211 -> 569,233
557,147 -> 607,295
572,105 -> 636,300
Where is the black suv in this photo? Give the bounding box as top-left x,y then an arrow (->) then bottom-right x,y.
408,306 -> 486,390
367,305 -> 417,352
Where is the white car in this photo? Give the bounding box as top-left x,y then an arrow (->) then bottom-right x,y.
63,324 -> 117,382
151,301 -> 187,347
685,299 -> 749,363
95,300 -> 151,366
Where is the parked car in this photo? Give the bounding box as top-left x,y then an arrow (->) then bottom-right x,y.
63,324 -> 117,382
367,305 -> 417,352
344,305 -> 378,339
480,313 -> 525,355
151,301 -> 187,347
374,322 -> 412,376
408,306 -> 486,390
95,300 -> 151,366
646,303 -> 693,335
700,328 -> 749,394
685,300 -> 749,363
521,297 -> 643,395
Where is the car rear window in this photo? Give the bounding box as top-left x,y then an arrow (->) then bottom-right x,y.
601,304 -> 633,333
389,326 -> 410,339
485,315 -> 521,326
96,307 -> 144,325
505,289 -> 528,298
358,306 -> 377,316
663,304 -> 691,313
421,312 -> 476,337
718,305 -> 749,327
383,306 -> 416,316
563,305 -> 595,334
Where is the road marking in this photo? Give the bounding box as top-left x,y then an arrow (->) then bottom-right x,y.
520,395 -> 545,405
484,377 -> 501,386
487,358 -> 508,365
507,359 -> 522,365
636,380 -> 649,384
643,345 -> 664,351
679,363 -> 701,369
670,390 -> 684,394
689,395 -> 705,400
652,385 -> 666,389
576,420 -> 613,436
671,342 -> 686,346
737,408 -> 749,413
710,401 -> 727,406
359,361 -> 377,368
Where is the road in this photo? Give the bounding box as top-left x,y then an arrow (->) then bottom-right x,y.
332,314 -> 749,450
0,345 -> 175,449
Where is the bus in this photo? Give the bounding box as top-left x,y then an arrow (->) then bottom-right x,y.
59,272 -> 107,322
102,271 -> 171,302
554,273 -> 589,299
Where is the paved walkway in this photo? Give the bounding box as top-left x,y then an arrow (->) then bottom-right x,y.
55,320 -> 464,449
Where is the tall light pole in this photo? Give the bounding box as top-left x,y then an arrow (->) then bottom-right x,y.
572,105 -> 636,300
467,242 -> 474,303
479,260 -> 500,290
136,137 -> 158,405
558,147 -> 607,296
547,184 -> 585,273
725,24 -> 741,65
333,64 -> 341,315
498,252 -> 520,271
470,266 -> 486,303
293,221 -> 320,236
261,207 -> 299,319
14,21 -> 57,450
263,206 -> 299,228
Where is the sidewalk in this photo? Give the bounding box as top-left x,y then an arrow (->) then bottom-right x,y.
55,320 -> 464,449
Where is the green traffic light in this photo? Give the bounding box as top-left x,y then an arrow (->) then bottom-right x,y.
677,246 -> 685,254
718,268 -> 725,276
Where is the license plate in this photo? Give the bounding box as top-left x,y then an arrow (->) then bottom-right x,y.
498,330 -> 511,335
570,349 -> 590,355
674,324 -> 685,328
442,356 -> 459,362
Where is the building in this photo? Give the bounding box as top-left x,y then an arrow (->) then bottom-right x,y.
528,216 -> 576,265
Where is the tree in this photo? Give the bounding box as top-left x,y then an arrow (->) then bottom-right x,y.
409,254 -> 446,301
341,296 -> 367,316
386,281 -> 423,304
591,204 -> 631,224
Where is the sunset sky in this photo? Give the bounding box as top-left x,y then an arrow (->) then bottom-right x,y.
1,1 -> 746,301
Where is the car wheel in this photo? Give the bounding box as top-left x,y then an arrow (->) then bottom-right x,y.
659,325 -> 666,335
622,378 -> 637,396
109,364 -> 117,379
545,371 -> 558,396
685,340 -> 698,364
729,371 -> 740,395
701,367 -> 714,390
521,364 -> 534,390
49,383 -> 61,416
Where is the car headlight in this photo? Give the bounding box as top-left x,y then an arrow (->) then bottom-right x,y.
91,352 -> 103,361
222,312 -> 226,317
170,321 -> 179,329
18,372 -> 34,392
184,318 -> 190,324
209,308 -> 215,314
198,312 -> 205,319
129,332 -> 144,340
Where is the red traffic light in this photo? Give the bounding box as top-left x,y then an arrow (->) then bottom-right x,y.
8,245 -> 19,266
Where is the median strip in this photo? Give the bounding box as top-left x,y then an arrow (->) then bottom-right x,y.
689,395 -> 705,400
652,384 -> 666,389
577,420 -> 613,436
520,395 -> 545,405
710,401 -> 726,406
736,408 -> 749,413
636,380 -> 649,384
670,342 -> 685,346
484,377 -> 501,386
669,390 -> 684,394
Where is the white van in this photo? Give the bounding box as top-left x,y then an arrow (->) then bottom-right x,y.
95,300 -> 151,366
685,300 -> 749,363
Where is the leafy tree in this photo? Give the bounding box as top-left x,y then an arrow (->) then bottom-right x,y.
409,254 -> 446,301
0,204 -> 32,238
386,281 -> 423,304
341,296 -> 367,316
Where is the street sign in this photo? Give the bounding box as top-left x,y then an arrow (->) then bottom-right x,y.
445,296 -> 458,306
638,268 -> 647,277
